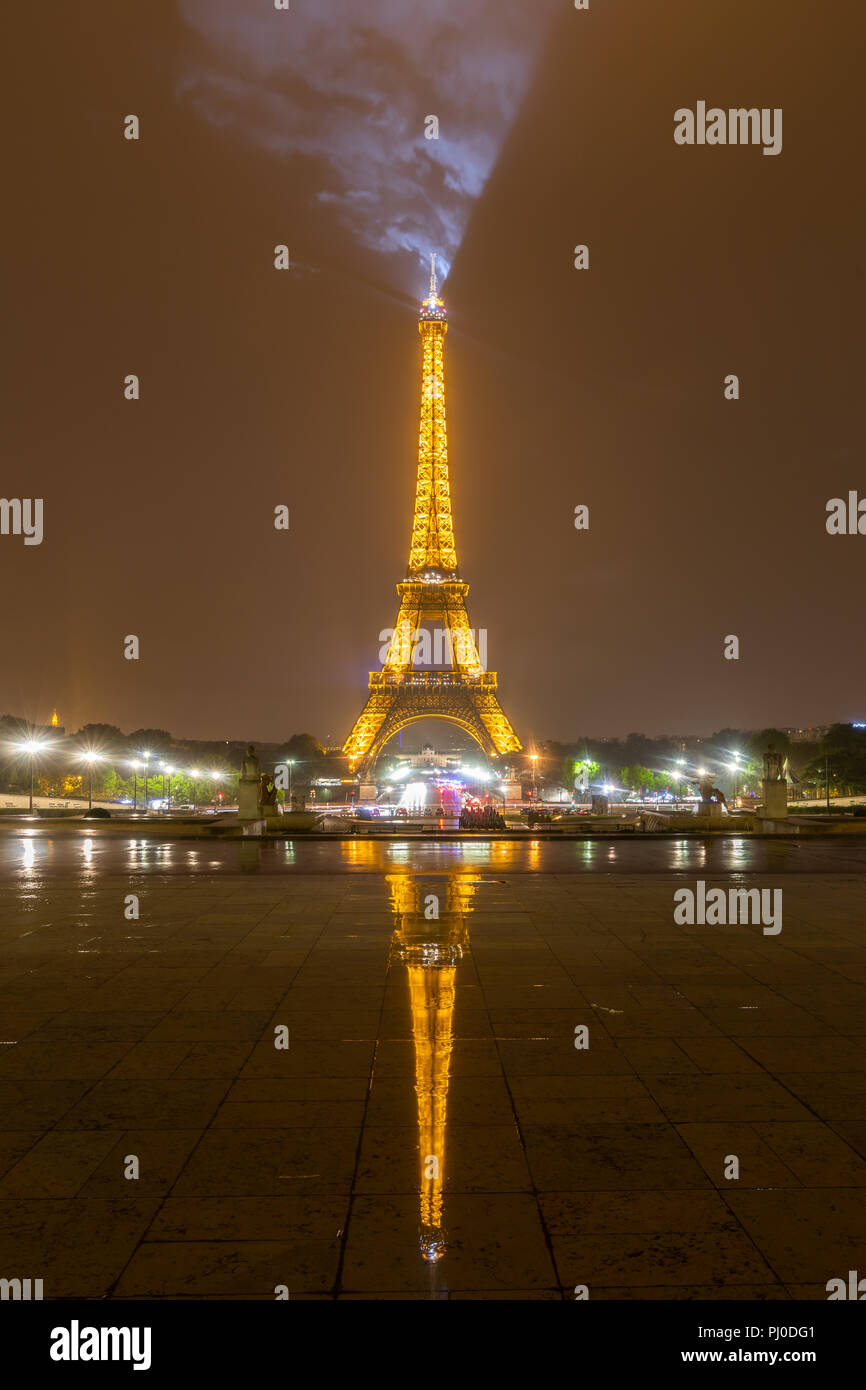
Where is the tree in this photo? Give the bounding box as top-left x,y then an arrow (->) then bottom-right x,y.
126,729 -> 173,755
74,723 -> 124,747
747,728 -> 792,763
803,725 -> 866,795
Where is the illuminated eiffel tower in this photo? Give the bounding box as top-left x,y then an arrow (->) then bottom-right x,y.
344,257 -> 521,775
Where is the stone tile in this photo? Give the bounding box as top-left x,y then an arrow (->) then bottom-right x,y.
754,1121 -> 866,1186
726,1190 -> 866,1283
212,1100 -> 365,1128
539,1188 -> 738,1235
342,1194 -> 557,1293
522,1123 -> 711,1190
355,1123 -> 532,1194
0,1130 -> 120,1196
239,1039 -> 375,1079
0,1039 -> 133,1079
676,1037 -> 763,1073
114,1239 -> 340,1297
642,1074 -> 814,1123
145,1011 -> 271,1042
365,1074 -> 514,1126
107,1042 -> 191,1078
374,1038 -> 502,1077
81,1130 -> 202,1195
33,1011 -> 165,1041
173,1043 -> 255,1078
2,861 -> 865,1299
0,1130 -> 41,1177
585,1283 -> 790,1300
741,1036 -> 866,1072
550,1228 -> 776,1289
777,1072 -> 866,1122
496,1038 -> 632,1076
614,1038 -> 699,1075
0,1197 -> 159,1297
0,1079 -> 89,1129
675,1123 -> 800,1187
149,1195 -> 348,1242
57,1079 -> 230,1130
226,1076 -> 370,1103
172,1128 -> 358,1196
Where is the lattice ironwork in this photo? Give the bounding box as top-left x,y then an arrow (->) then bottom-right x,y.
344,259 -> 521,774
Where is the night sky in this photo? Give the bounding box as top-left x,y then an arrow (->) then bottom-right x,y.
4,0 -> 863,747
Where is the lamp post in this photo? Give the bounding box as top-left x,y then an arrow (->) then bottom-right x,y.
825,751 -> 831,814
131,759 -> 140,811
142,751 -> 151,813
211,771 -> 220,813
81,751 -> 102,810
190,769 -> 199,812
163,766 -> 174,812
530,753 -> 538,802
20,738 -> 43,812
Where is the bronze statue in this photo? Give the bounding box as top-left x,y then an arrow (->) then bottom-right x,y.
695,774 -> 728,809
259,773 -> 278,809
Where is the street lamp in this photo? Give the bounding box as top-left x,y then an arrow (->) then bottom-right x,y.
130,759 -> 140,811
19,738 -> 44,812
530,753 -> 538,802
81,751 -> 103,810
163,765 -> 174,812
141,751 -> 151,813
210,771 -> 220,813
189,768 -> 200,812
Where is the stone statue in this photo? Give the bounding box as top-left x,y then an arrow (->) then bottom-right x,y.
238,744 -> 263,821
241,744 -> 260,779
760,743 -> 788,818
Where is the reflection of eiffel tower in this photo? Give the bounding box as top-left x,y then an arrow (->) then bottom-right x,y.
386,871 -> 477,1266
344,257 -> 521,775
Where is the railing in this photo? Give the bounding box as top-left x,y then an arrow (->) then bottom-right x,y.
369,671 -> 497,688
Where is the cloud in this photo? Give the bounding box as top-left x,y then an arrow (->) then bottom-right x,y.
178,0 -> 556,283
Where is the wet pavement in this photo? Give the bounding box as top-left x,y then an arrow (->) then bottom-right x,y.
1,837 -> 865,1298
4,831 -> 866,876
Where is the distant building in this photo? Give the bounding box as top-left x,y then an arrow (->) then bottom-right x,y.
392,744 -> 463,772
786,727 -> 829,743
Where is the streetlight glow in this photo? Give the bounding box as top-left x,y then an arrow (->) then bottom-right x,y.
78,750 -> 103,810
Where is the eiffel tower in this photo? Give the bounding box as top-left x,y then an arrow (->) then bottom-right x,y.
344,257 -> 522,775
